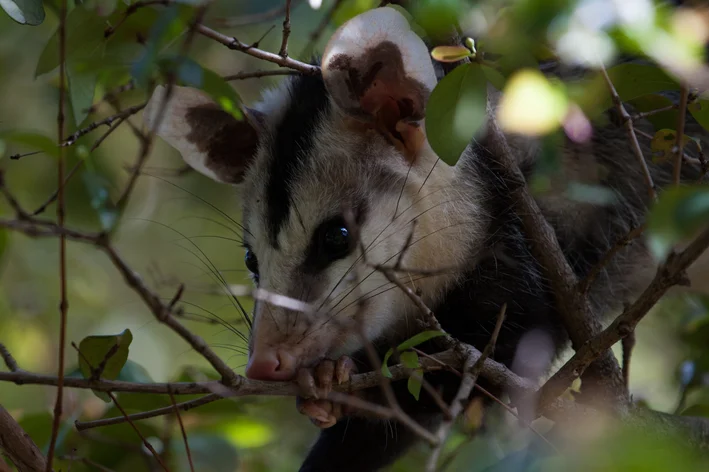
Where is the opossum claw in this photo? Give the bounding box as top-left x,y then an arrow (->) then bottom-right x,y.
335,355 -> 357,385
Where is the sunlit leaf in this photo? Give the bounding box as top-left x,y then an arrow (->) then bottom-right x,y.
407,368 -> 423,401
219,417 -> 274,449
427,62 -> 488,165
333,0 -> 378,27
431,45 -> 473,63
410,0 -> 462,40
400,351 -> 420,369
498,68 -> 568,136
0,0 -> 45,25
647,185 -> 709,260
398,330 -> 445,352
650,128 -> 685,162
381,330 -> 444,377
78,329 -> 133,401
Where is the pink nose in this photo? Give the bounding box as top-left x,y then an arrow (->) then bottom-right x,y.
245,350 -> 297,381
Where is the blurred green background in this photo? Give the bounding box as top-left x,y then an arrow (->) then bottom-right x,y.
1,1 -> 709,471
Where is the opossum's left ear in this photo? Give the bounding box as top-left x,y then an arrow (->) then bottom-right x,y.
143,85 -> 261,184
322,7 -> 437,160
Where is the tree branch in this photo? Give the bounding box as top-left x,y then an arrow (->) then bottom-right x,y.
0,405 -> 48,472
46,0 -> 69,466
538,225 -> 709,410
482,115 -> 628,407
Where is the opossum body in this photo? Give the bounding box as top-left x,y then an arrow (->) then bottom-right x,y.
145,7 -> 704,472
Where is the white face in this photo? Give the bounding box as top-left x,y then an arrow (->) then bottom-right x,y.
143,7 -> 486,381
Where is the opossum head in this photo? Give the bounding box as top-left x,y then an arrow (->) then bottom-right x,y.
145,7 -> 486,380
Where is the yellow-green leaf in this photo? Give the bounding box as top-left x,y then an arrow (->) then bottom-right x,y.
431,45 -> 473,63
78,329 -> 133,401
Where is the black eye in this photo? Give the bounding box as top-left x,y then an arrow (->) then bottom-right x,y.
244,249 -> 259,282
321,222 -> 351,259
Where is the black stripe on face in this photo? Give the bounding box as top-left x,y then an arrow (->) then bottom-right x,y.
266,69 -> 331,248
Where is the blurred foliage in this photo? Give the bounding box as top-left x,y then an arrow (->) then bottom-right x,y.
0,0 -> 708,471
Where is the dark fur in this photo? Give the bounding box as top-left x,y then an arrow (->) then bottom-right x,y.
295,71 -> 705,471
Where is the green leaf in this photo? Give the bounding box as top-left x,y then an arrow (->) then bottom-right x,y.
158,56 -> 243,120
480,64 -> 506,91
400,351 -> 420,369
381,330 -> 444,377
333,0 -> 378,27
171,433 -> 239,472
130,4 -> 183,86
0,130 -> 58,158
396,330 -> 445,352
78,329 -> 133,401
0,0 -> 45,25
81,170 -> 120,231
426,62 -> 488,165
689,100 -> 709,133
650,128 -> 684,162
647,185 -> 709,260
681,404 -> 709,417
407,368 -> 423,401
67,60 -> 99,126
628,94 -> 678,130
578,64 -> 680,118
35,5 -> 105,76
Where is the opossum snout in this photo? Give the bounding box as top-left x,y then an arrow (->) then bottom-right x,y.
245,349 -> 299,381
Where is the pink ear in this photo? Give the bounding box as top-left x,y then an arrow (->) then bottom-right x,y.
322,7 -> 437,160
144,85 -> 260,184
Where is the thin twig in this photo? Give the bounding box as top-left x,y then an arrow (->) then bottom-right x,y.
673,86 -> 690,185
579,224 -> 647,294
600,64 -> 657,200
195,24 -> 319,74
107,392 -> 170,471
223,69 -> 299,81
32,116 -> 128,216
300,0 -> 346,58
169,392 -> 194,472
0,344 -> 18,372
539,225 -> 709,410
426,305 -> 507,472
211,0 -> 302,28
62,104 -> 146,147
85,80 -> 136,115
279,0 -> 293,58
46,0 -> 69,467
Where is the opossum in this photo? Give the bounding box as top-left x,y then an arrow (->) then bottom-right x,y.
144,6 -> 707,471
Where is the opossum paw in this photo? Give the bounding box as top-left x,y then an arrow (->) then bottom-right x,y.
296,397 -> 343,428
295,356 -> 357,428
